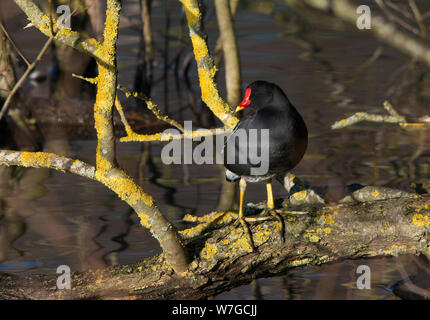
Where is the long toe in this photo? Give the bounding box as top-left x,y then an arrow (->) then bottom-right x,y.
235,217 -> 256,252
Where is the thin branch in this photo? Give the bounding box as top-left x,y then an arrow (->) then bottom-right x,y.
0,21 -> 31,66
0,150 -> 96,179
117,84 -> 185,132
215,0 -> 241,106
179,0 -> 239,129
375,0 -> 421,36
13,0 -> 104,62
331,101 -> 406,129
408,0 -> 427,37
120,126 -> 230,143
72,73 -> 185,133
0,36 -> 53,121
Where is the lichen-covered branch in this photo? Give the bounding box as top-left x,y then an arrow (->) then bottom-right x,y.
277,173 -> 325,206
90,0 -> 189,274
0,150 -> 95,179
5,0 -> 190,275
13,0 -> 104,62
179,0 -> 239,129
331,101 -> 406,129
117,84 -> 184,132
72,74 -> 187,138
1,194 -> 429,299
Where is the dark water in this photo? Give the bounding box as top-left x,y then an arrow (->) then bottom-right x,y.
1,0 -> 430,299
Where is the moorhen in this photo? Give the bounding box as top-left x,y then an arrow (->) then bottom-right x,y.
223,80 -> 308,248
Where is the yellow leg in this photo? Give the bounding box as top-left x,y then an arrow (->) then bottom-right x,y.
266,181 -> 275,210
239,178 -> 246,219
237,178 -> 254,251
264,180 -> 285,243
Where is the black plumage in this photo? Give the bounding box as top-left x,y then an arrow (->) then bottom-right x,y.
223,80 -> 308,182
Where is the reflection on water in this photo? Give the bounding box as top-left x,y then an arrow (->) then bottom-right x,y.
1,0 -> 430,299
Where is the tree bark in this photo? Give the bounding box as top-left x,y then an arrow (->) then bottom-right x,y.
1,194 -> 429,299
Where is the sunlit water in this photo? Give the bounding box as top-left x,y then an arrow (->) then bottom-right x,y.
0,0 -> 429,299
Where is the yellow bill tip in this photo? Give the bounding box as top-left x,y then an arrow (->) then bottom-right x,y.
235,106 -> 245,113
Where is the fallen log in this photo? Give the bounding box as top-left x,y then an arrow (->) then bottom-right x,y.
1,194 -> 429,299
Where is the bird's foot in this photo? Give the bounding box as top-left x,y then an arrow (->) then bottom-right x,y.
274,209 -> 310,216
234,217 -> 256,252
259,207 -> 285,243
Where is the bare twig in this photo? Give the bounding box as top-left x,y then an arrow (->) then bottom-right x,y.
0,21 -> 30,66
375,0 -> 421,36
331,101 -> 406,129
0,36 -> 53,121
408,0 -> 427,37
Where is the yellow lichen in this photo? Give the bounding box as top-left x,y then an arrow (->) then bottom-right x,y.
308,234 -> 320,242
180,0 -> 201,26
287,216 -> 296,222
293,190 -> 307,201
137,211 -> 151,229
399,122 -> 426,129
252,223 -> 279,246
101,173 -> 153,206
289,258 -> 312,267
412,214 -> 430,227
383,244 -> 407,255
190,35 -> 208,60
21,152 -> 55,168
201,241 -> 218,259
225,227 -> 254,256
315,213 -> 335,225
304,225 -> 332,243
372,189 -> 379,198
